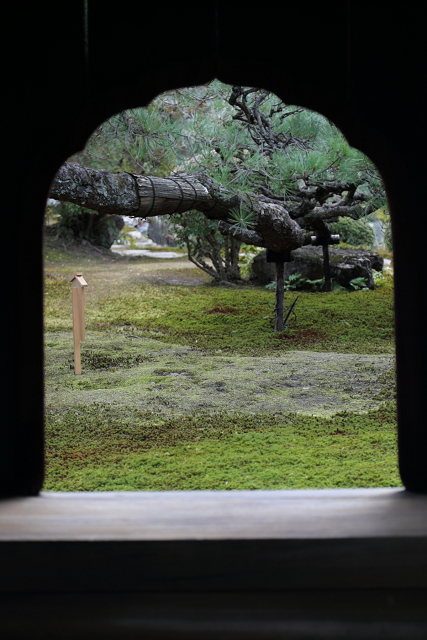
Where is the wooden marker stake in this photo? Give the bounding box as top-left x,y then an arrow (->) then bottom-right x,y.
72,287 -> 81,374
70,272 -> 88,375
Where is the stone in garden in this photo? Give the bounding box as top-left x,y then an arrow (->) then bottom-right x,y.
250,247 -> 383,289
250,252 -> 277,284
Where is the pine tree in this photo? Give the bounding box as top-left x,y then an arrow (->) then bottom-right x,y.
50,80 -> 388,329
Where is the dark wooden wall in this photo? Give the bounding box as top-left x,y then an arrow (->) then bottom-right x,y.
1,3 -> 427,637
1,3 -> 426,492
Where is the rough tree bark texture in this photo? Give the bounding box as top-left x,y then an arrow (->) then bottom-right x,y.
50,163 -> 236,220
50,162 -> 140,215
50,163 -> 305,252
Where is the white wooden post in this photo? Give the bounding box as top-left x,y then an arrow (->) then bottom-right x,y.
70,272 -> 88,375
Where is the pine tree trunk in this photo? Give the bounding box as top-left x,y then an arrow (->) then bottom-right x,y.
275,261 -> 285,331
224,235 -> 241,281
206,230 -> 226,280
185,240 -> 219,280
231,236 -> 241,275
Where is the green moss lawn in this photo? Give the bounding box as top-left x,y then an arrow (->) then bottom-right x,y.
43,238 -> 400,491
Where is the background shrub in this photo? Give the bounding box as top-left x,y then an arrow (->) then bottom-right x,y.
52,202 -> 124,248
330,217 -> 375,248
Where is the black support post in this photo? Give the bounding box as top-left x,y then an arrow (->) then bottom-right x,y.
275,261 -> 285,331
266,249 -> 292,331
322,243 -> 331,292
311,234 -> 339,293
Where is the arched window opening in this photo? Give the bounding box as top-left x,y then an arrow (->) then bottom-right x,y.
43,80 -> 398,492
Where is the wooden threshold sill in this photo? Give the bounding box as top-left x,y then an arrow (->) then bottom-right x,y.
0,487 -> 426,541
0,488 -> 426,592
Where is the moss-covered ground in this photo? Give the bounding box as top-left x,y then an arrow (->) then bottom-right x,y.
43,236 -> 399,490
45,260 -> 394,356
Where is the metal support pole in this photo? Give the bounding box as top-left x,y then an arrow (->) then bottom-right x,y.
322,243 -> 331,292
275,261 -> 285,331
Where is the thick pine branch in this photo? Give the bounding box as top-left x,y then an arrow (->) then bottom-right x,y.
49,161 -> 374,252
50,162 -> 304,251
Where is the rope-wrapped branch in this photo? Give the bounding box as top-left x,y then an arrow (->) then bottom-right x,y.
50,162 -> 238,220
49,161 -> 371,253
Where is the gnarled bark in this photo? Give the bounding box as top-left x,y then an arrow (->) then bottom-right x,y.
50,162 -> 306,252
50,162 -> 237,221
50,162 -> 140,216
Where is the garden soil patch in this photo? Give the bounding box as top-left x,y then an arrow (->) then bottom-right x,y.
45,331 -> 394,418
